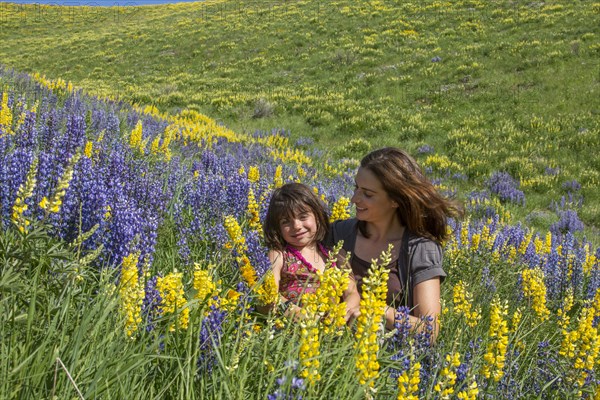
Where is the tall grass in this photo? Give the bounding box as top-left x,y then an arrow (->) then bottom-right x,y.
1,66 -> 599,399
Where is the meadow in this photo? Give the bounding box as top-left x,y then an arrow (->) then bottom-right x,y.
1,0 -> 600,399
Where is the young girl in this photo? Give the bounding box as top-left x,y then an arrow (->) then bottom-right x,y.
263,182 -> 360,323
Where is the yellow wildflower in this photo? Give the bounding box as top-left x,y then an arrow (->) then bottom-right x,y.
11,157 -> 38,233
193,263 -> 217,301
397,361 -> 420,400
248,166 -> 260,183
273,165 -> 283,188
521,268 -> 550,321
453,281 -> 481,328
157,271 -> 189,331
354,245 -> 391,387
481,298 -> 509,382
118,252 -> 144,337
247,188 -> 261,233
39,152 -> 81,215
329,196 -> 351,223
256,270 -> 279,306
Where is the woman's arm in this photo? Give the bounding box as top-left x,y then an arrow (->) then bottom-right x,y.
342,276 -> 361,324
383,277 -> 441,341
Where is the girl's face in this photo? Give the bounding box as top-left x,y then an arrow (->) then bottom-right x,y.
279,209 -> 318,249
351,167 -> 398,223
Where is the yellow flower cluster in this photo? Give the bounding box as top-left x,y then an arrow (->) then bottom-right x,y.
32,72 -> 72,93
481,298 -> 509,382
521,268 -> 550,321
256,270 -> 279,306
193,263 -> 217,302
457,380 -> 479,400
298,318 -> 321,385
239,255 -> 258,288
273,165 -> 283,188
224,215 -> 259,288
557,289 -> 574,329
329,196 -> 351,223
129,120 -> 144,153
84,141 -> 93,159
434,352 -> 461,398
270,148 -> 312,167
157,271 -> 189,331
583,244 -> 597,276
224,215 -> 247,252
247,166 -> 260,183
452,281 -> 481,328
397,360 -> 421,400
118,252 -> 144,338
246,188 -> 261,233
39,152 -> 80,215
354,245 -> 391,387
11,157 -> 38,234
150,124 -> 175,161
296,253 -> 351,385
560,289 -> 600,387
302,266 -> 350,335
518,231 -> 534,255
0,92 -> 13,135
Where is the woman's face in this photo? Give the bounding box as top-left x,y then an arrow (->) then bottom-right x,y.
351,167 -> 398,223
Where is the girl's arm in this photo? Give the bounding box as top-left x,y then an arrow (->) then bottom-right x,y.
383,277 -> 441,342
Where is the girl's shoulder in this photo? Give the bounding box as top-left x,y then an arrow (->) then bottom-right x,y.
268,249 -> 285,270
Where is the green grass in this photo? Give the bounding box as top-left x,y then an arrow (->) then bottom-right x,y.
1,0 -> 599,235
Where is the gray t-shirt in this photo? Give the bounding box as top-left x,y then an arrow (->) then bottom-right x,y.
327,218 -> 446,309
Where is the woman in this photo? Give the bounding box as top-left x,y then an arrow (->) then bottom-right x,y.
328,147 -> 462,339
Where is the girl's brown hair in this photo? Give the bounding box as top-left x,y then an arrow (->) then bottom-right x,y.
358,147 -> 463,243
263,182 -> 330,251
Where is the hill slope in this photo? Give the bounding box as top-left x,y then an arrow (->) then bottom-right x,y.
1,0 -> 599,229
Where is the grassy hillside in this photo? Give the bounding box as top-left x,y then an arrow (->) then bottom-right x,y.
2,64 -> 600,400
2,1 -> 599,233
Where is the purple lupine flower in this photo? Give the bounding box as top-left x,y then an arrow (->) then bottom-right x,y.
550,210 -> 584,236
0,148 -> 34,227
545,166 -> 560,176
542,249 -> 564,302
14,110 -> 38,151
267,360 -> 305,400
142,275 -> 162,332
486,171 -> 525,206
245,229 -> 270,277
562,180 -> 581,192
197,304 -> 227,374
295,137 -> 314,148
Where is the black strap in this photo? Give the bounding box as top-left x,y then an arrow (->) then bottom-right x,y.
398,230 -> 413,310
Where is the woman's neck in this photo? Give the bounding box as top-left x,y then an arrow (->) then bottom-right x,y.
364,216 -> 404,242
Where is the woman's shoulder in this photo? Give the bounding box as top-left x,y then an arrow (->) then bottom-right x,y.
327,218 -> 359,251
405,231 -> 443,266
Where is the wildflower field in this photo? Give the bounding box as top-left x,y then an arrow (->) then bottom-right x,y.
1,0 -> 600,399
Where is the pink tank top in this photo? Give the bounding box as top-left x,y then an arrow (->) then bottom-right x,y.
278,244 -> 329,305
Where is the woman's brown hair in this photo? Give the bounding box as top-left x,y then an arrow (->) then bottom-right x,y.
358,147 -> 463,243
263,182 -> 330,251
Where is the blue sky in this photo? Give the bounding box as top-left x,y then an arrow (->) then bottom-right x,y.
4,0 -> 201,5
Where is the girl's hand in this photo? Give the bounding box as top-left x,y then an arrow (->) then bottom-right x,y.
345,305 -> 361,325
